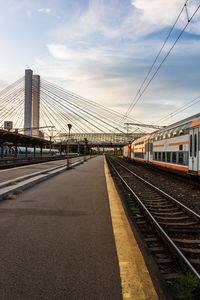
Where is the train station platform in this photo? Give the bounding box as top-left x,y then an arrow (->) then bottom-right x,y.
0,156 -> 159,299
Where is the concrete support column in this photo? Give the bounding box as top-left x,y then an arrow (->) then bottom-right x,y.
40,145 -> 43,157
34,145 -> 36,157
25,145 -> 28,157
24,69 -> 33,136
32,75 -> 40,137
15,144 -> 18,158
1,145 -> 4,158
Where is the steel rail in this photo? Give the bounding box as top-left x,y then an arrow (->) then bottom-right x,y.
107,156 -> 200,280
114,158 -> 200,221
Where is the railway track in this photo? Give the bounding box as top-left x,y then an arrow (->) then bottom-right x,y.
107,156 -> 200,286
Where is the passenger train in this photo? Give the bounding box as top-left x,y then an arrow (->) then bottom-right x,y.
0,146 -> 59,156
123,113 -> 200,176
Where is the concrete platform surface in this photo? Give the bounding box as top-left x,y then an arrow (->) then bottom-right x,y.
0,157 -> 81,183
0,156 -> 122,299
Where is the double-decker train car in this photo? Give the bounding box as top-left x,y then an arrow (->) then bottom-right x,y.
123,113 -> 200,176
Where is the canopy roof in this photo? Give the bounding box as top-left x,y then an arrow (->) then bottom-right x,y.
0,129 -> 51,146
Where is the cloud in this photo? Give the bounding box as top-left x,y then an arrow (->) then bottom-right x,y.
35,0 -> 200,125
52,0 -> 200,44
46,43 -> 121,62
27,9 -> 32,18
38,8 -> 51,14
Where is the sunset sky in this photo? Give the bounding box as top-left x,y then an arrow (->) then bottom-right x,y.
0,0 -> 200,126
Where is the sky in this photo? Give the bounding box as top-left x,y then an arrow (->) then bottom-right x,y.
0,0 -> 200,128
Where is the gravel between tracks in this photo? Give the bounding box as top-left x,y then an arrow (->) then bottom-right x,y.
116,158 -> 200,215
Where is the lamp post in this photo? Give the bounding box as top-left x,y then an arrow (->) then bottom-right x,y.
67,124 -> 72,169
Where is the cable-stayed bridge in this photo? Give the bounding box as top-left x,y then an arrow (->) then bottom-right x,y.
0,69 -> 146,146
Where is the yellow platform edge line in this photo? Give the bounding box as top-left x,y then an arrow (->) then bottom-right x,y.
104,157 -> 159,300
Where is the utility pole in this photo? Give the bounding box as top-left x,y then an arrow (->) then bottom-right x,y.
67,124 -> 72,169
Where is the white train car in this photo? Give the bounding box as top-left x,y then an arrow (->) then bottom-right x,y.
123,113 -> 200,176
10,146 -> 59,155
123,144 -> 132,159
132,135 -> 150,163
123,145 -> 129,158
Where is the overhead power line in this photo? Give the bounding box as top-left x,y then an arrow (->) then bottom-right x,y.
121,0 -> 200,121
155,95 -> 200,124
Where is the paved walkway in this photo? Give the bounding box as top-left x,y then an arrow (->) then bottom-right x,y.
0,158 -> 81,183
0,156 -> 122,299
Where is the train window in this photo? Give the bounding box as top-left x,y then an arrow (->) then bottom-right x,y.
190,135 -> 192,156
194,134 -> 197,157
199,133 -> 200,151
179,145 -> 183,151
167,152 -> 171,162
158,152 -> 161,161
162,152 -> 165,162
178,152 -> 183,164
179,130 -> 184,135
150,143 -> 153,154
145,143 -> 147,153
154,152 -> 157,160
172,152 -> 177,163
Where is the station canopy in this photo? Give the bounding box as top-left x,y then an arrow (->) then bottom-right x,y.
0,129 -> 51,146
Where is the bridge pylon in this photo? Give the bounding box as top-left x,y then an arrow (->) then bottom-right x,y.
24,69 -> 33,136
24,69 -> 40,137
32,75 -> 40,137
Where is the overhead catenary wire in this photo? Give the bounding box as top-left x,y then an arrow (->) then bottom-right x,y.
121,0 -> 200,121
122,0 -> 190,122
154,95 -> 200,124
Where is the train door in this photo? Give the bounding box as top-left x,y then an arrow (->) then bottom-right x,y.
128,145 -> 131,159
189,127 -> 199,172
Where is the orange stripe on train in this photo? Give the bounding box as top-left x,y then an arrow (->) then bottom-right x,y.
190,118 -> 200,128
168,141 -> 189,146
134,158 -> 145,162
153,145 -> 164,148
152,161 -> 188,171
